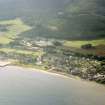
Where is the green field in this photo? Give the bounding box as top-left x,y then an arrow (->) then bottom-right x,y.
63,39 -> 105,57
0,18 -> 32,44
0,48 -> 44,56
64,39 -> 105,48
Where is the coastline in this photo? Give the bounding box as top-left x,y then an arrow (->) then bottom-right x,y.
0,60 -> 75,79
5,65 -> 105,87
0,60 -> 11,67
0,60 -> 104,85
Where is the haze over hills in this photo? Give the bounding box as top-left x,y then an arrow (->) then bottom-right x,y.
58,0 -> 105,39
0,0 -> 67,16
0,0 -> 105,40
0,0 -> 69,26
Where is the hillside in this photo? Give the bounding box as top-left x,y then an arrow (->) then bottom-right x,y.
56,0 -> 105,40
0,0 -> 105,40
0,0 -> 67,20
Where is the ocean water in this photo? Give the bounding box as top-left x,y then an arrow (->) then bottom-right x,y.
0,66 -> 105,105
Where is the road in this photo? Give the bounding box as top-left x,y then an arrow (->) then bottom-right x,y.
0,66 -> 105,105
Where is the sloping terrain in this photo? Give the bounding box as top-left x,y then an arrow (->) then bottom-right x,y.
0,0 -> 105,40
57,0 -> 105,39
0,18 -> 31,44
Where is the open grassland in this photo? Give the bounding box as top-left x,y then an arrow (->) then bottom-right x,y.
63,39 -> 105,56
0,18 -> 32,44
64,39 -> 105,48
0,48 -> 44,56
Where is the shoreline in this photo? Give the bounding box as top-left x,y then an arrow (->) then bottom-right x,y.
0,60 -> 75,79
0,60 -> 104,85
0,60 -> 11,67
5,65 -> 105,86
9,65 -> 105,86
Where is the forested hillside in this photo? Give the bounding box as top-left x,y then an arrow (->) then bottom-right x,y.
57,0 -> 105,39
0,0 -> 105,40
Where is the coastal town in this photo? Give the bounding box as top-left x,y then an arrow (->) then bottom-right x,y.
0,38 -> 105,83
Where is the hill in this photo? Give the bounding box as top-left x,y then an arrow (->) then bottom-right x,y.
56,0 -> 105,40
0,0 -> 105,40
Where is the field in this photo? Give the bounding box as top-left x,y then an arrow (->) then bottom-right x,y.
0,48 -> 44,56
0,18 -> 46,67
0,18 -> 32,44
64,39 -> 105,48
63,39 -> 105,56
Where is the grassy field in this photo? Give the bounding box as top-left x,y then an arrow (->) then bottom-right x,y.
63,39 -> 105,56
0,48 -> 44,56
0,18 -> 32,44
64,39 -> 105,48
